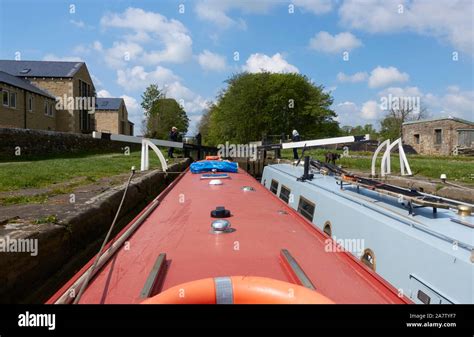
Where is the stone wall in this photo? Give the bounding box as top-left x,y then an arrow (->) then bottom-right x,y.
0,128 -> 140,160
0,159 -> 190,303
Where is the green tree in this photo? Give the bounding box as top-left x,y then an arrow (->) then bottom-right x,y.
197,104 -> 213,142
141,84 -> 164,117
205,72 -> 338,144
379,101 -> 428,140
341,124 -> 379,140
146,98 -> 189,139
379,117 -> 402,141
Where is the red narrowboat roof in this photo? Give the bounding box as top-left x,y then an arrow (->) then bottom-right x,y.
48,167 -> 410,304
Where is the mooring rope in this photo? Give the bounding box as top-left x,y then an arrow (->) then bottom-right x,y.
73,166 -> 136,304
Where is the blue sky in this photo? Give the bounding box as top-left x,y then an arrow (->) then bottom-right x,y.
1,0 -> 473,134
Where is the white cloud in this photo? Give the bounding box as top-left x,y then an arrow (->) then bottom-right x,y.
334,101 -> 382,126
334,101 -> 359,124
339,0 -> 474,56
116,66 -> 208,115
376,85 -> 473,120
243,53 -> 299,73
335,85 -> 473,127
337,71 -> 368,83
309,31 -> 362,53
195,0 -> 275,29
104,41 -> 144,69
42,54 -> 83,62
120,95 -> 142,121
378,86 -> 422,98
117,66 -> 180,91
423,88 -> 474,119
97,89 -> 112,98
100,8 -> 193,65
165,82 -> 209,114
70,19 -> 85,28
197,50 -> 227,72
360,100 -> 381,120
368,66 -> 409,88
333,100 -> 382,125
73,41 -> 103,55
293,0 -> 334,14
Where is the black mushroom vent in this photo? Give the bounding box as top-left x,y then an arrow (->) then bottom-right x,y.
211,206 -> 231,218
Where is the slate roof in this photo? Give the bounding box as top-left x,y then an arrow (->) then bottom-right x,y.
95,98 -> 123,110
0,60 -> 84,78
0,71 -> 56,99
403,117 -> 474,126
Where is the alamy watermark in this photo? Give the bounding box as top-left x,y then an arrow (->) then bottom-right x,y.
0,236 -> 38,256
217,142 -> 258,160
380,94 -> 420,113
324,235 -> 364,256
55,95 -> 96,114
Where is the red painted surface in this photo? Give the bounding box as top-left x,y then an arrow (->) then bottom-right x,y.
48,167 -> 410,304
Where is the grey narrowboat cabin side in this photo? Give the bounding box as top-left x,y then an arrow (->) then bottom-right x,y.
262,163 -> 474,304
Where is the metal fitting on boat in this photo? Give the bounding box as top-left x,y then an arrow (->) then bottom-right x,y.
211,206 -> 231,218
457,205 -> 472,216
241,186 -> 255,192
210,219 -> 235,234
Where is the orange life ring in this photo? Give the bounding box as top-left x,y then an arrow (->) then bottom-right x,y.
141,276 -> 334,304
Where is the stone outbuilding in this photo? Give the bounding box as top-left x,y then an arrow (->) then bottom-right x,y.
402,117 -> 474,155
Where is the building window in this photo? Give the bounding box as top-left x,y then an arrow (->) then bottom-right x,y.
2,90 -> 9,106
9,92 -> 16,108
48,102 -> 53,116
361,248 -> 376,271
417,290 -> 431,304
44,101 -> 48,115
323,221 -> 332,237
28,95 -> 33,112
279,185 -> 291,203
434,129 -> 442,145
270,179 -> 279,194
414,134 -> 420,144
297,196 -> 315,222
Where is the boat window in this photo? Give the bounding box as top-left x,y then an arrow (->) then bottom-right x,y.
270,179 -> 279,194
297,196 -> 315,221
279,185 -> 291,203
361,248 -> 376,271
417,290 -> 431,304
323,221 -> 332,237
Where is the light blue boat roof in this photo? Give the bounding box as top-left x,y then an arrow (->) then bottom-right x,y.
266,164 -> 474,250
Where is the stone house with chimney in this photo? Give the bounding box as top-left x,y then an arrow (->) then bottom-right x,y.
402,117 -> 474,155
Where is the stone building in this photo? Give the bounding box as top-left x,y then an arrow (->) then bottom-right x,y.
95,98 -> 133,135
402,117 -> 474,155
0,71 -> 57,130
0,60 -> 95,133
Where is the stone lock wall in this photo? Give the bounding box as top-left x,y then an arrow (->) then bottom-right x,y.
0,159 -> 190,303
0,128 -> 140,161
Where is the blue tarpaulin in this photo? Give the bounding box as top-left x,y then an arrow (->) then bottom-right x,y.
190,161 -> 238,174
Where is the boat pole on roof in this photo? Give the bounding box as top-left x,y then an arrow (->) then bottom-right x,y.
73,166 -> 136,304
